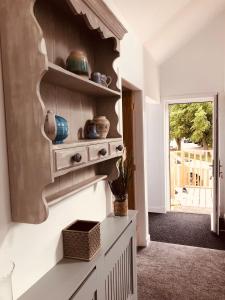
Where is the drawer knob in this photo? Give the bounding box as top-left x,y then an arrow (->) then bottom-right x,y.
72,153 -> 82,163
116,145 -> 123,151
99,148 -> 107,156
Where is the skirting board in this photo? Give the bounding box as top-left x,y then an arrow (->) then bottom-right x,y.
148,206 -> 166,213
137,233 -> 150,247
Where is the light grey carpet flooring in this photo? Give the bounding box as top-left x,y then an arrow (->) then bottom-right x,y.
137,241 -> 225,300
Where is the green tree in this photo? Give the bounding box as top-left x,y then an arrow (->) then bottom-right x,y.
169,102 -> 213,150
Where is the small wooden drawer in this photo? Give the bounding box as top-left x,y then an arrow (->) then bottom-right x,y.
88,143 -> 109,161
54,146 -> 88,171
109,141 -> 124,156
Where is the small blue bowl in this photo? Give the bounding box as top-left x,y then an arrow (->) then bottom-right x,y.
53,115 -> 69,144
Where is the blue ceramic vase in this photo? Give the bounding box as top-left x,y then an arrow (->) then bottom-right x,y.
44,111 -> 68,144
54,115 -> 69,144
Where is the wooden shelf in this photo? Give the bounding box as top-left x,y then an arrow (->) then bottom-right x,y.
44,62 -> 121,97
52,137 -> 122,150
47,175 -> 108,206
2,0 -> 125,223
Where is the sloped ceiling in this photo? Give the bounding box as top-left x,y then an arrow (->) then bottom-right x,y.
112,0 -> 225,64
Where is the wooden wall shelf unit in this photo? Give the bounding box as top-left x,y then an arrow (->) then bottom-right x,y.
0,0 -> 127,223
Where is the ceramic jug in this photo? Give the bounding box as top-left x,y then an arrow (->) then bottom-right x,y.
44,111 -> 68,144
101,74 -> 112,87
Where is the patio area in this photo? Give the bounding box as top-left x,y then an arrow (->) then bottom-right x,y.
170,150 -> 213,214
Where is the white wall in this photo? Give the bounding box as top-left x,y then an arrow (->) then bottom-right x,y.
143,47 -> 160,102
105,0 -> 160,246
158,11 -> 225,214
0,2 -> 160,299
160,11 -> 225,98
143,47 -> 162,214
146,102 -> 166,213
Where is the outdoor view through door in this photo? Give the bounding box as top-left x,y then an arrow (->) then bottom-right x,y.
169,101 -> 213,215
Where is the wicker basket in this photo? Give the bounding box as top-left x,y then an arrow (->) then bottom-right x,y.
63,220 -> 101,261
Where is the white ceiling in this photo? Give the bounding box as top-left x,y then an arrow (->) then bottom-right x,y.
112,0 -> 225,64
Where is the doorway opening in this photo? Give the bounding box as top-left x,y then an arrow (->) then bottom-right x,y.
122,80 -> 149,246
122,86 -> 135,210
148,95 -> 223,248
168,100 -> 214,215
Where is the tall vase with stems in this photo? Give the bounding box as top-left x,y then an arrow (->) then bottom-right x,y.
108,149 -> 133,216
0,261 -> 15,300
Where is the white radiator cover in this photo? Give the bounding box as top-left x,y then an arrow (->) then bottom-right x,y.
19,211 -> 137,300
105,238 -> 134,300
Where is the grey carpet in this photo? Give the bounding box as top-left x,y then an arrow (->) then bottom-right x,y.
149,212 -> 225,250
137,241 -> 225,300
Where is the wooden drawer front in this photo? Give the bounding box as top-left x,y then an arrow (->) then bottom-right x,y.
109,141 -> 123,156
55,147 -> 88,171
88,143 -> 109,161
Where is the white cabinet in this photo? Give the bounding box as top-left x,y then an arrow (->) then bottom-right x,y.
19,211 -> 137,300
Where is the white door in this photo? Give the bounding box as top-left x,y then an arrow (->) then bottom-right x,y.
211,95 -> 220,235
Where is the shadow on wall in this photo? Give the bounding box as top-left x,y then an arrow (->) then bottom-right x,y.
0,48 -> 12,253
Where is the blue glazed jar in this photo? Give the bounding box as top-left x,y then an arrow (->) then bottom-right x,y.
54,115 -> 69,144
84,120 -> 99,139
44,111 -> 68,144
66,50 -> 89,76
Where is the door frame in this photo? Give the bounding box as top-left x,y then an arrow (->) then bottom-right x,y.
122,87 -> 135,210
164,94 -> 217,213
121,78 -> 150,247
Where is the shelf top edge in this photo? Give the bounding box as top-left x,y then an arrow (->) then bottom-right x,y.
47,62 -> 121,97
52,138 -> 123,150
47,175 -> 108,206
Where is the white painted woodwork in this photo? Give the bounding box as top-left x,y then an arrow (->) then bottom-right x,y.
18,211 -> 137,300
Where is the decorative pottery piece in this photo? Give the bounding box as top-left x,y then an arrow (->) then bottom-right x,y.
114,197 -> 128,216
44,110 -> 68,144
90,72 -> 112,87
101,74 -> 112,87
0,260 -> 14,300
84,120 -> 99,139
93,116 -> 110,139
66,50 -> 89,76
90,72 -> 102,85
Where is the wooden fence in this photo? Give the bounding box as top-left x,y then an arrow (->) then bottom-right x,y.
170,150 -> 213,202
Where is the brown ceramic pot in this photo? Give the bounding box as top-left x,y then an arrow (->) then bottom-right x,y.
114,198 -> 128,216
66,50 -> 89,76
93,116 -> 110,139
